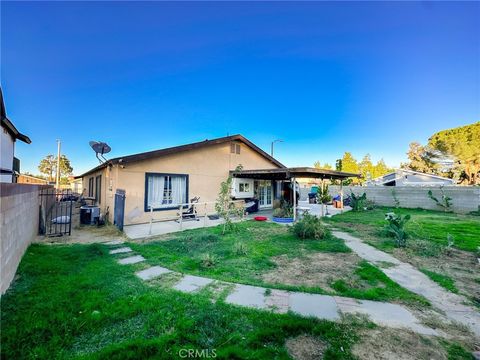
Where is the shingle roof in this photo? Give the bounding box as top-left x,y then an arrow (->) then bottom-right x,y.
76,134 -> 285,178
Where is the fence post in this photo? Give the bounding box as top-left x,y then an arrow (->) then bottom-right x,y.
148,206 -> 153,235
179,204 -> 183,230
203,202 -> 207,227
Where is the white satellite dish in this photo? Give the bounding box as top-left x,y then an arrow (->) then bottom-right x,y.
89,141 -> 112,163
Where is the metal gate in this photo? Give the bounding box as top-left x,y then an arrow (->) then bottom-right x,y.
114,189 -> 126,231
39,188 -> 74,236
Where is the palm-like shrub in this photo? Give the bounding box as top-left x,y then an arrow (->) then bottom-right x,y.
350,192 -> 367,211
384,212 -> 411,247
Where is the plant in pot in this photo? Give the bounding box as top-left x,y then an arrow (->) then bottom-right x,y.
272,201 -> 294,223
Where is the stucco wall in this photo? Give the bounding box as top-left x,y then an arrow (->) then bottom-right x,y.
1,184 -> 50,294
0,128 -> 14,183
328,185 -> 480,214
111,141 -> 280,225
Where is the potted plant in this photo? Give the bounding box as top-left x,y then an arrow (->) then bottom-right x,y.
272,202 -> 294,223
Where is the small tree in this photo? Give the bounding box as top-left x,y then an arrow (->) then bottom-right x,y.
384,212 -> 411,247
317,184 -> 332,204
38,154 -> 73,182
215,165 -> 244,235
427,187 -> 452,212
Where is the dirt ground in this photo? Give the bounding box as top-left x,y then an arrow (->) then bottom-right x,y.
262,252 -> 362,292
34,225 -> 125,245
285,334 -> 327,360
352,328 -> 448,360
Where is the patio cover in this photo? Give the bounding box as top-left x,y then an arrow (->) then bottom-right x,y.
231,167 -> 360,180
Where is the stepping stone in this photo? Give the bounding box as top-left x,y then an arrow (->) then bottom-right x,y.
104,240 -> 124,245
118,255 -> 145,265
265,289 -> 290,313
225,284 -> 268,309
289,293 -> 340,321
173,275 -> 214,293
337,297 -> 437,336
136,266 -> 172,281
109,247 -> 132,254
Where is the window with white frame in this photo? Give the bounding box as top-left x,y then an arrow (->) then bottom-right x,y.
238,182 -> 250,193
145,173 -> 188,211
230,143 -> 241,154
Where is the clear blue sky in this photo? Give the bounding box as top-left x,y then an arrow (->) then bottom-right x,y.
2,1 -> 479,175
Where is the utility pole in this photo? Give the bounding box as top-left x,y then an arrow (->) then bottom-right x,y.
55,139 -> 61,189
271,139 -> 283,157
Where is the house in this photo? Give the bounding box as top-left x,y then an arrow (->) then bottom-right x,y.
77,134 -> 359,226
17,174 -> 49,185
367,169 -> 455,187
0,88 -> 31,183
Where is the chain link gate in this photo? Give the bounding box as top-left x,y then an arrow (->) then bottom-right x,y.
39,188 -> 74,236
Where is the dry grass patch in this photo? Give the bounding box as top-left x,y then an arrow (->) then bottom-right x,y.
352,328 -> 447,360
262,252 -> 362,292
285,334 -> 327,360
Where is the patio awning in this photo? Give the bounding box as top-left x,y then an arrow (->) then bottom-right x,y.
231,167 -> 360,180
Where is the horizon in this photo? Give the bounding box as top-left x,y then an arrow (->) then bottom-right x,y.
2,1 -> 479,176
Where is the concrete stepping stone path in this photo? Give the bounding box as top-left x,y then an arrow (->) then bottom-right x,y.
118,255 -> 145,265
109,247 -> 132,255
136,266 -> 172,281
106,243 -> 438,336
333,230 -> 480,338
173,275 -> 214,293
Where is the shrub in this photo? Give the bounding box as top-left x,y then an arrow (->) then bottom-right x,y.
233,242 -> 248,256
316,184 -> 332,204
291,212 -> 329,240
272,202 -> 293,218
200,253 -> 218,268
350,192 -> 367,211
384,212 -> 411,247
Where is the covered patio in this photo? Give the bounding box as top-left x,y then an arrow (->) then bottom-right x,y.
232,167 -> 360,221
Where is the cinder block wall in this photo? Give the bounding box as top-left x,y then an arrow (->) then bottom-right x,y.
327,185 -> 480,214
0,184 -> 50,294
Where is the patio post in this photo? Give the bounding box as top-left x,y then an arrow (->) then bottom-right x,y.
320,178 -> 324,217
340,180 -> 344,212
292,177 -> 297,221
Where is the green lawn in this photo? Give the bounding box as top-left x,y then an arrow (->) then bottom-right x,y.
0,243 -> 372,359
325,207 -> 480,252
128,221 -> 427,306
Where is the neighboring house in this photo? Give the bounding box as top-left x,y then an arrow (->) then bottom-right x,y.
367,169 -> 455,187
76,135 -> 285,225
17,174 -> 49,185
0,88 -> 31,183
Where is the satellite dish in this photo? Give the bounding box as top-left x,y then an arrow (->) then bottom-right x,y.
89,141 -> 112,163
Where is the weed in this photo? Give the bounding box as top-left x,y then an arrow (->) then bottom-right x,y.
384,212 -> 411,247
232,241 -> 248,256
200,253 -> 218,268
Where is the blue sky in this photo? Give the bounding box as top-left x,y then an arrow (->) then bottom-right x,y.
2,1 -> 479,175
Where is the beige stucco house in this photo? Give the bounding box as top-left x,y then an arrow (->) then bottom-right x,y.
77,135 -> 284,226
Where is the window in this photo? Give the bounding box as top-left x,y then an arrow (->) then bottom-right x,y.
230,143 -> 241,154
88,177 -> 94,197
95,175 -> 102,204
239,182 -> 250,193
145,173 -> 188,211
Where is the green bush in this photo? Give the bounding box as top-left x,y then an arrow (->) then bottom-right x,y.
384,212 -> 410,247
232,242 -> 248,256
272,202 -> 293,218
200,253 -> 218,268
291,212 -> 329,240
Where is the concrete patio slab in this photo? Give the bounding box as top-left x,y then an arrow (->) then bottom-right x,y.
289,293 -> 340,321
136,266 -> 172,281
109,247 -> 132,254
118,255 -> 145,265
173,275 -> 214,293
104,240 -> 124,245
225,284 -> 267,309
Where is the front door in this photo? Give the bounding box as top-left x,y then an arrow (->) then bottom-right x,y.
257,180 -> 273,208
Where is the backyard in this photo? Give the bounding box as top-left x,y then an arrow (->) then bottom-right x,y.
1,208 -> 479,359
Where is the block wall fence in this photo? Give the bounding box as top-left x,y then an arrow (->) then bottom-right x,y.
1,184 -> 51,294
